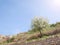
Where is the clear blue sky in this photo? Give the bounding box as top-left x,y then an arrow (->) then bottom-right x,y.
0,0 -> 60,35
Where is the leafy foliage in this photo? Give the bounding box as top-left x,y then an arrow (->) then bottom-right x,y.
31,17 -> 49,37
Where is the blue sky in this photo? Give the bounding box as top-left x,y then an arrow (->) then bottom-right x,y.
0,0 -> 60,35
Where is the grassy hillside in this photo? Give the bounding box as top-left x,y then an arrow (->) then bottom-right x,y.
0,17 -> 60,45
0,22 -> 60,45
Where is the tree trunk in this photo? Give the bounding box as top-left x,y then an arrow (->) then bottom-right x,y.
39,30 -> 42,38
39,27 -> 42,38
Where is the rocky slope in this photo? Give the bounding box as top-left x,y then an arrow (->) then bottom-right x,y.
3,34 -> 60,45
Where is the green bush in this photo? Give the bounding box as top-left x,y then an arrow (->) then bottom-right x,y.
6,37 -> 15,43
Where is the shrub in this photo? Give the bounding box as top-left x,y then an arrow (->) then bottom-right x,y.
31,16 -> 49,38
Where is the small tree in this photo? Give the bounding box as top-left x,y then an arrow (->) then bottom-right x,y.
31,16 -> 49,38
